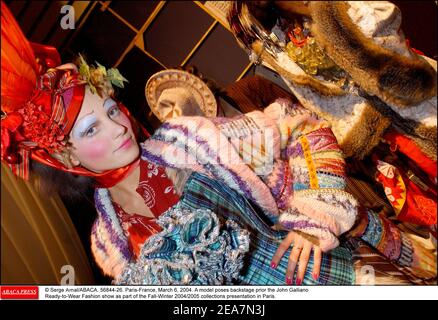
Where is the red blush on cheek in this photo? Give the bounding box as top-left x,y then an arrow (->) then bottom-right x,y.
79,139 -> 111,161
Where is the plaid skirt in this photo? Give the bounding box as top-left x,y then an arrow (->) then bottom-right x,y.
176,172 -> 355,285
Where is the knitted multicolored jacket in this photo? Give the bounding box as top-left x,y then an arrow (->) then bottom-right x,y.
90,98 -> 358,278
261,99 -> 358,250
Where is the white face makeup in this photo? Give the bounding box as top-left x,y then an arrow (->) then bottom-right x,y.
71,98 -> 119,139
68,87 -> 140,172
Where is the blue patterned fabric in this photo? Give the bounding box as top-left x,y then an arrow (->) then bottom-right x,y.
115,207 -> 250,285
176,172 -> 355,285
360,209 -> 384,248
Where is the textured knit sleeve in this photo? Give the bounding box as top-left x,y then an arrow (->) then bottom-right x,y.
90,216 -> 129,279
90,190 -> 134,280
263,99 -> 358,251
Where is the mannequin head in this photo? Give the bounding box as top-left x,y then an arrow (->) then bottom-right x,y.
156,86 -> 205,120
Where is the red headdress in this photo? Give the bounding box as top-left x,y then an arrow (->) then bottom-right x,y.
1,2 -> 148,187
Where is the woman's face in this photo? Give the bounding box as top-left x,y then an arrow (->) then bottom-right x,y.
68,87 -> 139,172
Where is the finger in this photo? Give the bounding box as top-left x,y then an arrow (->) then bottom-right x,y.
312,247 -> 322,281
270,232 -> 294,269
285,242 -> 303,284
296,242 -> 312,285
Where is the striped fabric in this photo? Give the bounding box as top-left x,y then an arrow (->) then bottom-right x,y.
346,238 -> 412,285
345,176 -> 394,216
347,238 -> 436,285
8,149 -> 30,180
348,207 -> 437,282
176,172 -> 356,285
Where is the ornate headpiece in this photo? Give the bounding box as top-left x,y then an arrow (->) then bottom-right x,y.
1,2 -> 140,187
77,53 -> 128,95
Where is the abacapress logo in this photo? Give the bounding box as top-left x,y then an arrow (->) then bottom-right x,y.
0,286 -> 39,300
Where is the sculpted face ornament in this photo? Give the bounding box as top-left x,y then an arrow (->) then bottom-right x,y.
156,87 -> 203,120
145,69 -> 218,123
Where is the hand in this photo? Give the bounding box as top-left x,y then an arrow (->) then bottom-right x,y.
270,230 -> 322,285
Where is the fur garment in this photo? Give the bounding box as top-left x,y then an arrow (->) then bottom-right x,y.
310,1 -> 436,108
245,1 -> 436,159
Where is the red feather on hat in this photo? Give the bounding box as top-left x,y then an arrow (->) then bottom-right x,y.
1,1 -> 62,173
1,1 -> 38,112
